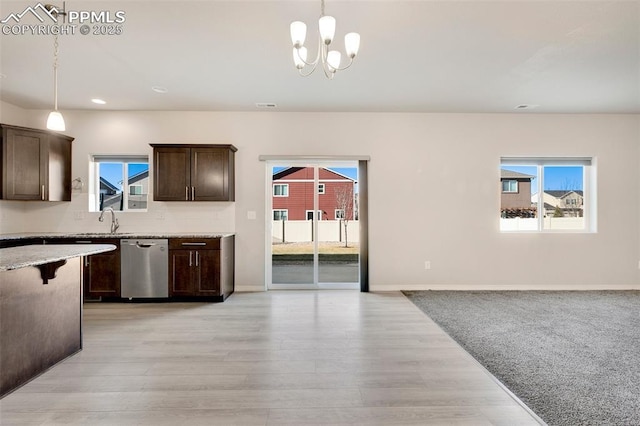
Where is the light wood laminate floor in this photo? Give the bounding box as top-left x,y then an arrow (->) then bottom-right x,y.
1,291 -> 543,425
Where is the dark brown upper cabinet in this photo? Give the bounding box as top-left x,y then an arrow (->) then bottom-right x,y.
1,124 -> 73,201
150,144 -> 236,201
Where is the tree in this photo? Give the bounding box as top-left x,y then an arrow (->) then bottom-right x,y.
335,185 -> 354,248
553,206 -> 563,217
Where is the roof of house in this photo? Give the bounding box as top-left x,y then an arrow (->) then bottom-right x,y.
128,170 -> 149,185
545,190 -> 584,198
501,169 -> 535,180
99,177 -> 119,192
273,167 -> 356,182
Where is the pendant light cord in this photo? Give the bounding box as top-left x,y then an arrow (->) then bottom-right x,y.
53,32 -> 59,111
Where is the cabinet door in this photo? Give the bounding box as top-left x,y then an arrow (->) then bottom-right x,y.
191,148 -> 231,201
47,134 -> 72,201
154,147 -> 191,201
169,250 -> 195,296
3,128 -> 46,200
195,250 -> 221,295
85,250 -> 121,297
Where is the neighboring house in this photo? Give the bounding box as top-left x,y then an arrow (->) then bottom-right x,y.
99,170 -> 149,211
533,190 -> 584,217
272,167 -> 356,220
99,177 -> 122,211
500,169 -> 535,216
124,170 -> 149,209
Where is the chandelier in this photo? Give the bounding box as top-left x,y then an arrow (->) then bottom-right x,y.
290,0 -> 360,79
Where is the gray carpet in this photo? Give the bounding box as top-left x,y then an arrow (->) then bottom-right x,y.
402,291 -> 640,426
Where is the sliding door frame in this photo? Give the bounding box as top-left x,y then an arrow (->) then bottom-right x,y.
260,155 -> 370,292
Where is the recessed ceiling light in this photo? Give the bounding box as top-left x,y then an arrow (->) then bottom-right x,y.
255,103 -> 277,109
152,86 -> 168,94
515,104 -> 540,110
91,98 -> 106,105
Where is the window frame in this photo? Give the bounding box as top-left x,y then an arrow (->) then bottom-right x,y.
91,155 -> 149,213
273,184 -> 289,197
335,209 -> 345,219
306,210 -> 323,220
273,209 -> 288,221
500,157 -> 595,233
318,183 -> 325,194
129,184 -> 143,196
502,180 -> 518,193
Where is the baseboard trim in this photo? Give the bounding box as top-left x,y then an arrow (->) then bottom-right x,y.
235,286 -> 267,292
373,284 -> 640,291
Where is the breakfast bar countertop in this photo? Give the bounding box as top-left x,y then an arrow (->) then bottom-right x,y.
0,232 -> 235,241
0,244 -> 117,271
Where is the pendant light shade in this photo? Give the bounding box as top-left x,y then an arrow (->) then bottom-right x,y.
47,111 -> 66,131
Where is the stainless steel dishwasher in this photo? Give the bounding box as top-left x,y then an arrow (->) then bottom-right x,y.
121,239 -> 168,298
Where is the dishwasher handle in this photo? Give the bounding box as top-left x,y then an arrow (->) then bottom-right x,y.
136,242 -> 156,248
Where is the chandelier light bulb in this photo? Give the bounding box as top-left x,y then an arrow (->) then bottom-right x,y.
290,21 -> 307,48
327,50 -> 341,71
345,32 -> 360,58
318,15 -> 336,45
293,47 -> 308,69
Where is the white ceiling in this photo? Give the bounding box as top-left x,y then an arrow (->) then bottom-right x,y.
1,0 -> 639,113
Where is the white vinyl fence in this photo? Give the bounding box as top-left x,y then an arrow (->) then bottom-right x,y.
500,217 -> 585,231
272,220 -> 360,243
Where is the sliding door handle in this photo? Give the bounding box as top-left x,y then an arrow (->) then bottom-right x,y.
185,186 -> 189,201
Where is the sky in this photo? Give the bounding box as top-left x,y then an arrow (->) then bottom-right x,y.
502,165 -> 584,194
100,163 -> 149,190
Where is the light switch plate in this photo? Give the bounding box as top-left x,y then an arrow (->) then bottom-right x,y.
247,211 -> 257,220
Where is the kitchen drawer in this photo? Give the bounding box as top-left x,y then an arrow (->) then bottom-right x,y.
169,238 -> 220,250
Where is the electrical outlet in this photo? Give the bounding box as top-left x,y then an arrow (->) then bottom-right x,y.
73,211 -> 85,220
156,211 -> 166,220
247,211 -> 257,220
424,261 -> 431,270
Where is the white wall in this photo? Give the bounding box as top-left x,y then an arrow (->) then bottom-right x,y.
2,108 -> 639,290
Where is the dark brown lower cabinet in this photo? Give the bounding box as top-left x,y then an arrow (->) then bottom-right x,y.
44,238 -> 120,299
84,239 -> 121,298
169,236 -> 234,300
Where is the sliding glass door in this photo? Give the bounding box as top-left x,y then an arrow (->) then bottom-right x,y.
268,161 -> 359,289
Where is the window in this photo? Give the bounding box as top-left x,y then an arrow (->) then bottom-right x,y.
273,210 -> 288,220
91,156 -> 149,212
500,157 -> 594,232
318,183 -> 325,194
129,185 -> 143,195
273,184 -> 289,197
335,209 -> 345,219
306,210 -> 323,220
502,180 -> 518,193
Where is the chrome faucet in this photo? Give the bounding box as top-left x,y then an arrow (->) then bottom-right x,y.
98,207 -> 120,233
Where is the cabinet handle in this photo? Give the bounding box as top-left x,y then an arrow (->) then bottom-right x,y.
84,257 -> 89,267
196,251 -> 199,267
186,186 -> 189,201
189,251 -> 193,267
181,242 -> 206,246
41,185 -> 45,201
192,186 -> 195,200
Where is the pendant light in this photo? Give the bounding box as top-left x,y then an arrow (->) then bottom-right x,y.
46,4 -> 66,131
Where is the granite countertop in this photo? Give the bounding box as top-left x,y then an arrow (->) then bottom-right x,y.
0,232 -> 235,241
0,244 -> 117,271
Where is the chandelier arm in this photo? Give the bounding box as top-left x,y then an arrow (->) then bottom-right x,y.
299,62 -> 319,77
326,56 -> 355,72
294,46 -> 321,68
